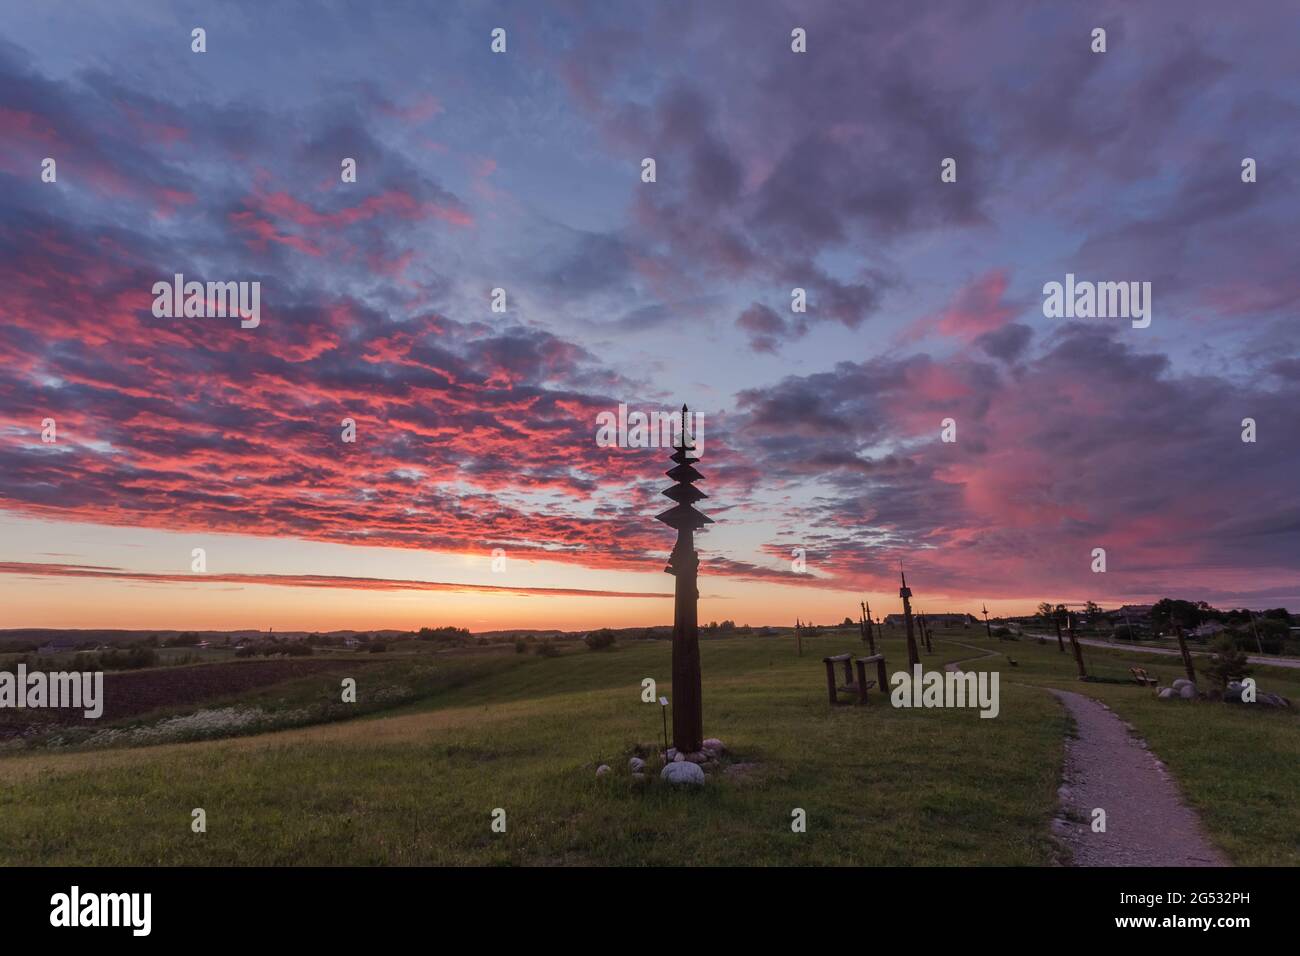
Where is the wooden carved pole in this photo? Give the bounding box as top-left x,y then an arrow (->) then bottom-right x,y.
920,613 -> 932,653
983,604 -> 993,639
795,618 -> 803,657
861,601 -> 876,655
900,571 -> 920,669
1054,613 -> 1065,653
1175,625 -> 1197,685
656,404 -> 711,755
1067,611 -> 1087,679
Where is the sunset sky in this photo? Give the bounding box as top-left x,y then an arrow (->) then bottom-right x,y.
1,1 -> 1297,631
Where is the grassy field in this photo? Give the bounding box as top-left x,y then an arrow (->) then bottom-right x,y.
0,627 -> 1294,865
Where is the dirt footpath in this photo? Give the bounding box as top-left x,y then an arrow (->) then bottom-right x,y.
1049,689 -> 1229,867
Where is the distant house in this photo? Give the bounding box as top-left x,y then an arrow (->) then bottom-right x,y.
1190,622 -> 1225,639
927,613 -> 978,626
38,639 -> 78,655
1115,604 -> 1155,619
882,613 -> 974,627
342,637 -> 361,648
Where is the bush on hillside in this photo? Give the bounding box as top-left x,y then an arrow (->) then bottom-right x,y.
1204,635 -> 1251,690
65,647 -> 159,670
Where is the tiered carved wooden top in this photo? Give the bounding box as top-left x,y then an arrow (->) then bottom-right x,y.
655,405 -> 712,535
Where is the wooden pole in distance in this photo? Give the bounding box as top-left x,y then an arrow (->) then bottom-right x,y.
1067,612 -> 1087,679
900,572 -> 919,670
1175,625 -> 1197,685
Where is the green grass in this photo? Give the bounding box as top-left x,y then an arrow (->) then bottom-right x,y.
0,627 -> 1293,865
0,631 -> 1063,865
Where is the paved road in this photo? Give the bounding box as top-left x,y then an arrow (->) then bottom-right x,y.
1023,632 -> 1300,670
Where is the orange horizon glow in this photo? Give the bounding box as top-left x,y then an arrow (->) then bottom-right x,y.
1,515 -> 1288,633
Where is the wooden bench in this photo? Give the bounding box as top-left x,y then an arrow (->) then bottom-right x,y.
1130,666 -> 1158,687
823,653 -> 888,705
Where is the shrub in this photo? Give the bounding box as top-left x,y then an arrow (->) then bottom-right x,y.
584,629 -> 617,651
534,642 -> 560,658
83,647 -> 159,670
1204,635 -> 1251,690
368,642 -> 387,654
514,639 -> 528,654
1255,618 -> 1290,654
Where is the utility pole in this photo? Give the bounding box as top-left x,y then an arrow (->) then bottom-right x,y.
1247,609 -> 1264,655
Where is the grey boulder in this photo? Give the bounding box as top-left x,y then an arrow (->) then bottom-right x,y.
661,761 -> 706,786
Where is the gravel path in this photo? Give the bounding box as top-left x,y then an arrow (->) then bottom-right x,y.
1049,689 -> 1228,867
936,640 -> 1229,866
941,640 -> 1000,672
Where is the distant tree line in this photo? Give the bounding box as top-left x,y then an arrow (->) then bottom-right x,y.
1035,597 -> 1295,654
416,626 -> 473,644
